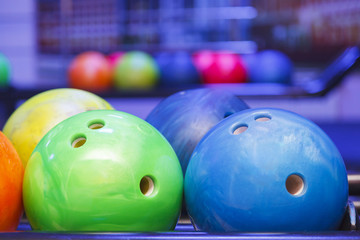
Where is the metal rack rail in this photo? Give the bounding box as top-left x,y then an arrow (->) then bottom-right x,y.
1,201 -> 359,240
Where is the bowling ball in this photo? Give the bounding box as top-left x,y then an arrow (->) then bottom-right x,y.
193,51 -> 247,84
107,51 -> 125,69
245,50 -> 293,84
146,88 -> 248,175
114,51 -> 159,89
68,51 -> 112,91
0,53 -> 10,88
23,110 -> 183,231
155,51 -> 200,86
185,108 -> 348,232
192,50 -> 214,73
0,131 -> 24,231
3,88 -> 113,167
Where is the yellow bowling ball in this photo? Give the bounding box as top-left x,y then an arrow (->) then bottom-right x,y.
3,88 -> 113,167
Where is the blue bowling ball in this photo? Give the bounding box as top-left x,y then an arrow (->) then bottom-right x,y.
245,50 -> 293,84
155,51 -> 200,86
185,108 -> 348,232
146,89 -> 248,175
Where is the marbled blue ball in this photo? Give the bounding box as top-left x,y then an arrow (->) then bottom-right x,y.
146,88 -> 248,175
185,108 -> 348,232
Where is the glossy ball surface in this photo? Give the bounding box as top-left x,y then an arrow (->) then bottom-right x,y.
0,132 -> 24,231
185,108 -> 348,232
146,88 -> 248,175
68,51 -> 112,91
3,88 -> 113,167
23,110 -> 183,231
114,51 -> 159,89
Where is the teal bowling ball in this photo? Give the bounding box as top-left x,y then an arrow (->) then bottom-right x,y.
0,53 -> 10,88
185,108 -> 348,232
146,88 -> 248,175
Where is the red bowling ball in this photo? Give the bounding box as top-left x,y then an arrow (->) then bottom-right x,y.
68,52 -> 112,92
192,50 -> 215,74
193,51 -> 247,84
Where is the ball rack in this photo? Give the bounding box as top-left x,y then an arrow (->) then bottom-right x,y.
0,200 -> 357,239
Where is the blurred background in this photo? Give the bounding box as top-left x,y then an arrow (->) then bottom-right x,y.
0,0 -> 360,169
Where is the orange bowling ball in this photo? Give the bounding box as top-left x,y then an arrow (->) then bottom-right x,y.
0,131 -> 24,231
68,52 -> 112,91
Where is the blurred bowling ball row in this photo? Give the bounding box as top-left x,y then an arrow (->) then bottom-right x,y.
67,49 -> 294,92
0,87 -> 348,232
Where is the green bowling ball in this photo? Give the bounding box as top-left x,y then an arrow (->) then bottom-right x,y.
23,110 -> 183,231
0,53 -> 10,88
114,51 -> 159,89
